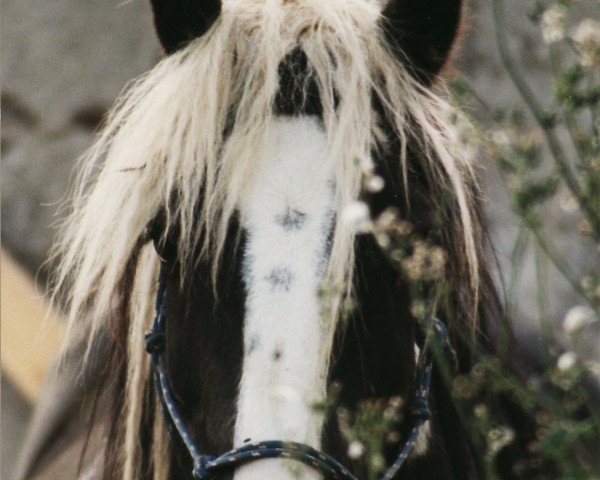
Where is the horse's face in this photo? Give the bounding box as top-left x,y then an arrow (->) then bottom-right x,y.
145,1 -> 468,479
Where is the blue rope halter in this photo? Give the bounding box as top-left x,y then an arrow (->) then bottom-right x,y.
145,262 -> 456,479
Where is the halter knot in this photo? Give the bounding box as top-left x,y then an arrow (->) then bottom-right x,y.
145,331 -> 166,354
409,398 -> 432,420
193,456 -> 215,479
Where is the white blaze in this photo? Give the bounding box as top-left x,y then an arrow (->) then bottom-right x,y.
234,116 -> 335,480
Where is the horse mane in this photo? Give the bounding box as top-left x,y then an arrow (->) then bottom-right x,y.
50,0 -> 485,477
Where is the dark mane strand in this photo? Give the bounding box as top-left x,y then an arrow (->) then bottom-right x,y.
101,246 -> 143,480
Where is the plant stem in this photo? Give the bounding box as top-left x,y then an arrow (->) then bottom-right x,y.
506,227 -> 530,313
525,219 -> 590,301
549,46 -> 588,167
534,244 -> 552,363
491,0 -> 600,241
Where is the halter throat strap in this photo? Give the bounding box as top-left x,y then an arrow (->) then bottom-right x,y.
145,262 -> 456,480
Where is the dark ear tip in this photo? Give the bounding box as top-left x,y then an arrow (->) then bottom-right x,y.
150,0 -> 221,54
381,0 -> 464,82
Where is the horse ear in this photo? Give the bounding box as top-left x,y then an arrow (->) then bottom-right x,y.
381,0 -> 464,82
150,0 -> 221,54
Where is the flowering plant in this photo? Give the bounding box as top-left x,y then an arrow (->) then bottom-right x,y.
451,0 -> 600,477
327,1 -> 600,478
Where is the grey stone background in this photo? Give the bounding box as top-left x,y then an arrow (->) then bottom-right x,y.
1,1 -> 598,479
2,3 -> 160,479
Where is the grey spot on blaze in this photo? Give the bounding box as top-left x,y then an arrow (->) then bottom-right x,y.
275,208 -> 307,231
247,335 -> 261,355
241,231 -> 255,287
244,438 -> 251,443
273,349 -> 282,361
265,267 -> 294,292
316,209 -> 336,276
326,177 -> 337,198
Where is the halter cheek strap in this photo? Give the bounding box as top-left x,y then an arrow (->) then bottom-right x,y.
145,261 -> 457,480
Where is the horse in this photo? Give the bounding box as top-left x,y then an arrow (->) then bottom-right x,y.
18,0 -> 514,479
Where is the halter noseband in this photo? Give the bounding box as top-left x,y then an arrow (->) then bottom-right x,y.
145,262 -> 456,479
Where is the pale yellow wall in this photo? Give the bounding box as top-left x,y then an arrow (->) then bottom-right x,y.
1,251 -> 64,404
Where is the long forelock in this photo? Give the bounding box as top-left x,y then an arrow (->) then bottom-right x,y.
53,0 -> 480,388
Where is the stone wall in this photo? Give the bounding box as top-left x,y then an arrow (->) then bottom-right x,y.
2,0 -> 160,276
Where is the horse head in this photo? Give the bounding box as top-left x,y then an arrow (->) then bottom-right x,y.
53,2 -> 499,479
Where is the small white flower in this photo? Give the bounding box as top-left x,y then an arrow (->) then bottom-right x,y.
541,5 -> 567,44
563,305 -> 597,334
491,129 -> 512,149
347,440 -> 365,459
572,19 -> 600,68
366,175 -> 385,193
487,426 -> 515,455
559,193 -> 579,213
557,352 -> 577,371
474,404 -> 489,419
442,109 -> 478,163
342,201 -> 372,233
